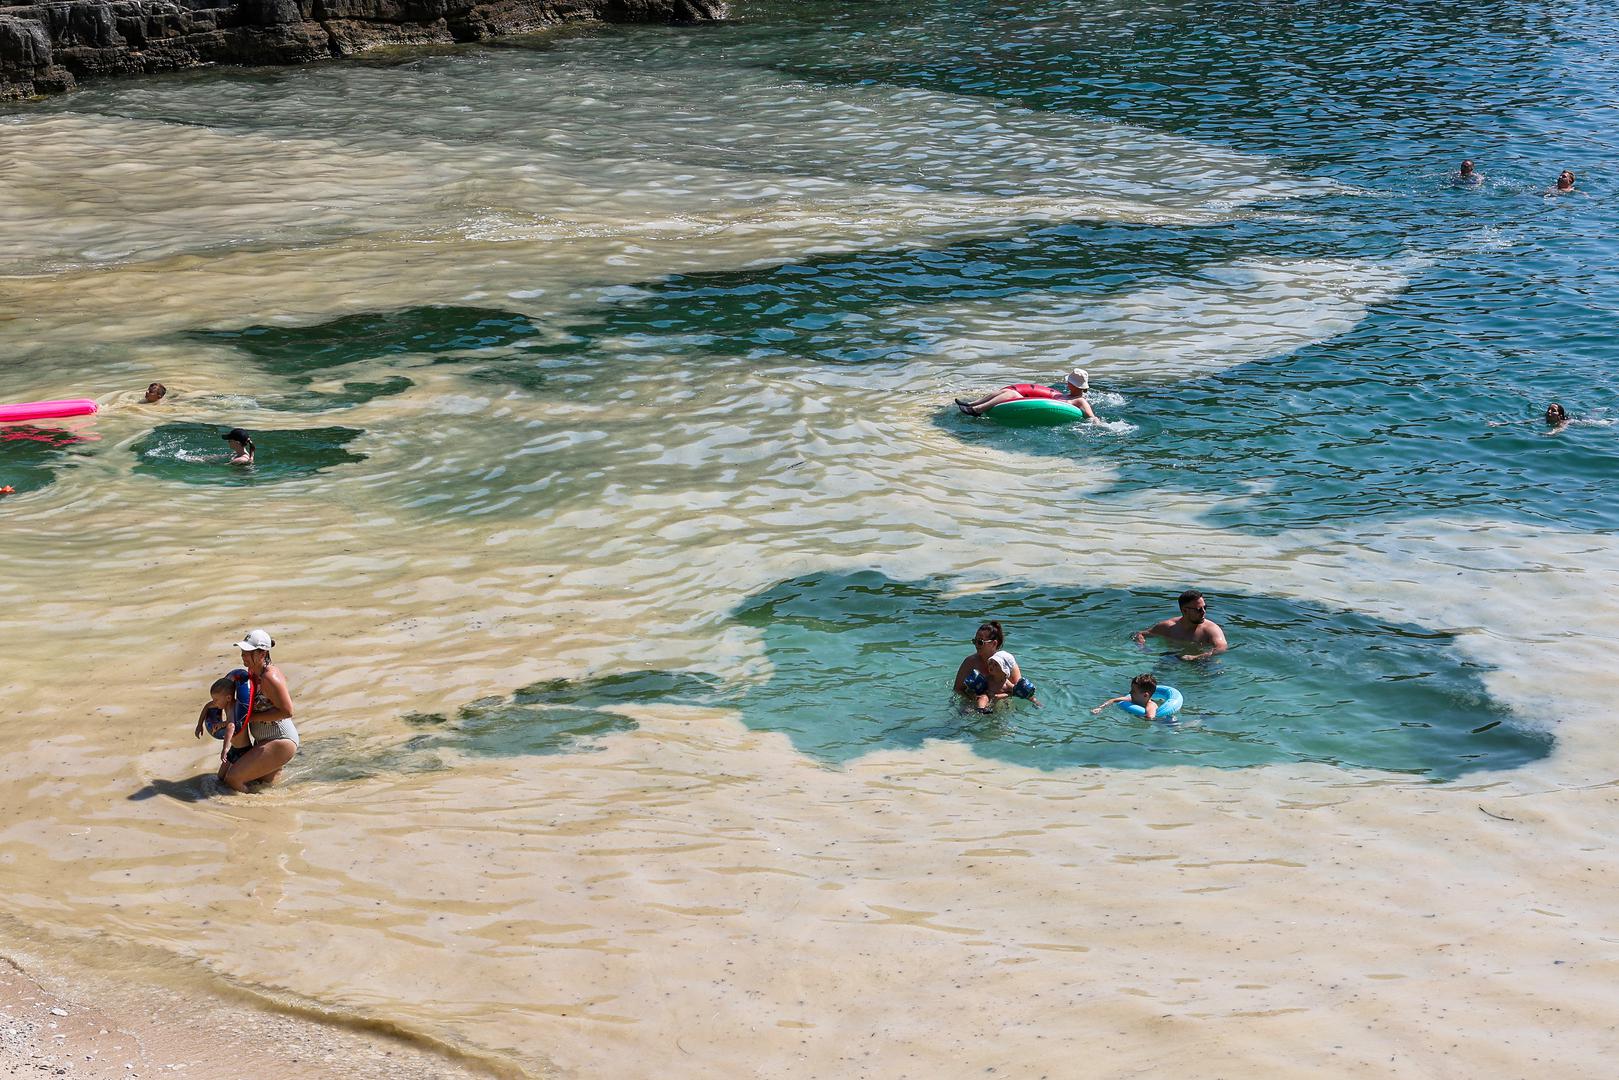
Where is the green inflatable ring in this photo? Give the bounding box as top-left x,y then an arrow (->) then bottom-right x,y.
985,398 -> 1087,427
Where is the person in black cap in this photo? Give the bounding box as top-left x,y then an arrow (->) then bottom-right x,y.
222,427 -> 255,465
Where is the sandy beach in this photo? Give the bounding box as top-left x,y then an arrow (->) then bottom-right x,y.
0,937 -> 490,1079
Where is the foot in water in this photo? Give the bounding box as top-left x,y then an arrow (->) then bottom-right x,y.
955,399 -> 977,416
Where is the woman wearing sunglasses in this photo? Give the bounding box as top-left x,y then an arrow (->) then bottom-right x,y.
953,621 -> 1040,714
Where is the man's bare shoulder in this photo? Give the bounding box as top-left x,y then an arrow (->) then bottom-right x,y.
1155,616 -> 1198,640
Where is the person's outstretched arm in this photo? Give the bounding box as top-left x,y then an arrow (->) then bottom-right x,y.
1092,695 -> 1126,715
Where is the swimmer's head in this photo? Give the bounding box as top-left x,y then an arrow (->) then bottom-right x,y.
973,621 -> 1004,651
1178,590 -> 1207,624
1459,159 -> 1475,176
1066,368 -> 1090,393
1130,673 -> 1157,702
1546,402 -> 1569,424
1557,170 -> 1576,190
144,382 -> 167,403
221,427 -> 255,457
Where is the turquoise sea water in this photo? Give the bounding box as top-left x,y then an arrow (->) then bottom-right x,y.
8,0 -> 1619,778
0,425 -> 97,494
377,572 -> 1549,778
130,422 -> 367,484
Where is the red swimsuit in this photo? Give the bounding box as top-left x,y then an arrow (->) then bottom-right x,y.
1006,383 -> 1064,400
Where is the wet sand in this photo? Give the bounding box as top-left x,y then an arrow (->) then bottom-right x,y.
0,938 -> 495,1079
9,711 -> 1619,1079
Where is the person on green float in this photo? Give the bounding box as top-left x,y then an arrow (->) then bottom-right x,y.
955,368 -> 1098,420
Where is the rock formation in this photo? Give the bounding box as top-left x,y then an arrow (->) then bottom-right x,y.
0,0 -> 726,99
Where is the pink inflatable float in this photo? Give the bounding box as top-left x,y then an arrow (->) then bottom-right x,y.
0,399 -> 99,423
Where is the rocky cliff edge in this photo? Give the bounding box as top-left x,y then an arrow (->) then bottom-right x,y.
0,0 -> 725,99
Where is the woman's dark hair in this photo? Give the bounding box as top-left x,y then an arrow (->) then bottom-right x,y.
1131,673 -> 1158,695
222,427 -> 255,454
1546,403 -> 1569,422
975,621 -> 1004,646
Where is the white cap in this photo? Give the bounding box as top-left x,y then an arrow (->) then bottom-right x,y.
1066,368 -> 1090,390
232,628 -> 274,652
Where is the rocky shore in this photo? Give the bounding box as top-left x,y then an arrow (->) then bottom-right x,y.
0,0 -> 725,99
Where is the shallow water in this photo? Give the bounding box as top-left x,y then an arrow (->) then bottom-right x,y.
132,422 -> 367,484
4,1 -> 1619,1076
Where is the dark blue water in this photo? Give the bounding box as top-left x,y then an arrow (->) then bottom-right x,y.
156,0 -> 1619,532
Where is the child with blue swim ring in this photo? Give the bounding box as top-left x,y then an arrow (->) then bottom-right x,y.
953,621 -> 1040,714
1093,672 -> 1182,721
193,668 -> 254,769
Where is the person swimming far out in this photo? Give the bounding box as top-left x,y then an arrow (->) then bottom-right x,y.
1489,402 -> 1573,433
143,382 -> 167,403
1454,159 -> 1482,187
955,368 -> 1098,420
222,427 -> 255,465
953,620 -> 1040,714
1550,169 -> 1577,194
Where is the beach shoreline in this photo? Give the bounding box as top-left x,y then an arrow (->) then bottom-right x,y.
0,930 -> 503,1080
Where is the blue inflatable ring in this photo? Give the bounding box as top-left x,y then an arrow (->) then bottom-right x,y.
1115,686 -> 1183,720
205,668 -> 253,740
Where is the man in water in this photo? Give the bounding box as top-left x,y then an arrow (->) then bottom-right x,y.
1455,159 -> 1482,186
1133,589 -> 1229,662
1552,169 -> 1576,193
143,382 -> 167,403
